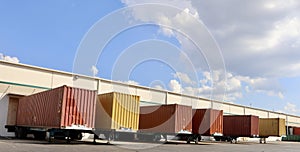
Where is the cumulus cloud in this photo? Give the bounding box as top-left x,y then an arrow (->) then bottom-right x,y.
172,72 -> 195,85
90,65 -> 98,77
191,0 -> 300,77
284,102 -> 300,115
166,70 -> 284,102
0,53 -> 19,63
169,79 -> 182,93
120,0 -> 298,103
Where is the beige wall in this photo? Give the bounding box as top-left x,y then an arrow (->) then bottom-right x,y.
1,61 -> 300,129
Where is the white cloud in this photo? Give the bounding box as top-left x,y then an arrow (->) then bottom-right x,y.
169,70 -> 284,101
245,17 -> 300,51
172,72 -> 195,85
124,80 -> 140,85
284,102 -> 300,114
0,53 -> 19,63
120,0 -> 297,103
153,85 -> 164,90
169,79 -> 183,93
90,65 -> 98,77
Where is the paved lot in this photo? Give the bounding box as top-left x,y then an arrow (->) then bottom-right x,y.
1,138 -> 300,152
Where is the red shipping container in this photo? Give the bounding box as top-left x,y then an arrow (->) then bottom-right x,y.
16,85 -> 97,130
293,127 -> 300,135
192,109 -> 223,136
223,115 -> 259,137
139,104 -> 192,134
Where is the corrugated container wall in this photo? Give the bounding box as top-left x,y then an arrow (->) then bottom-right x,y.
192,109 -> 223,136
293,127 -> 300,135
95,92 -> 140,131
139,104 -> 192,134
259,118 -> 286,137
16,86 -> 97,129
223,115 -> 259,137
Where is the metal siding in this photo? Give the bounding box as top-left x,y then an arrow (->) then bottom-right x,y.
259,118 -> 286,137
293,127 -> 300,135
16,86 -> 96,129
192,109 -> 223,135
17,87 -> 63,128
223,115 -> 259,137
96,92 -> 140,131
139,104 -> 192,133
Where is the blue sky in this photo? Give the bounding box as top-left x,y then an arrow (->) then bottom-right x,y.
1,0 -> 300,115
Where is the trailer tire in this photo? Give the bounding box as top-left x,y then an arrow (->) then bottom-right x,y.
153,134 -> 161,142
15,127 -> 27,139
195,138 -> 199,144
34,132 -> 46,140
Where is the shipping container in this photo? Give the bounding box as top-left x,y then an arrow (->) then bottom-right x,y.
293,127 -> 300,135
192,109 -> 223,136
95,92 -> 140,131
259,118 -> 286,137
223,115 -> 259,137
16,85 -> 97,129
139,104 -> 192,134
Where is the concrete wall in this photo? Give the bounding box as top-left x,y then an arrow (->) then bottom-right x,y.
0,94 -> 14,137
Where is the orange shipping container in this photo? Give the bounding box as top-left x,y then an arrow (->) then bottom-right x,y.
16,86 -> 97,130
192,109 -> 223,136
139,104 -> 192,134
293,127 -> 300,135
223,115 -> 259,137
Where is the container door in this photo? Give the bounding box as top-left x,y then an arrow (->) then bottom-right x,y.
6,97 -> 19,125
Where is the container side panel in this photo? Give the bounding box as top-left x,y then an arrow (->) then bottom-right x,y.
279,118 -> 286,136
95,93 -> 113,130
16,87 -> 63,128
16,86 -> 96,129
259,118 -> 286,137
96,92 -> 140,131
192,109 -> 223,135
139,105 -> 176,133
112,93 -> 140,130
251,116 -> 259,136
139,104 -> 191,134
293,127 -> 300,135
223,115 -> 259,137
61,86 -> 97,129
175,104 -> 192,133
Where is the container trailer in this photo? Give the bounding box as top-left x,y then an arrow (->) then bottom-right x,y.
138,104 -> 193,143
192,109 -> 223,142
93,92 -> 140,142
216,115 -> 259,143
259,118 -> 286,143
5,85 -> 97,142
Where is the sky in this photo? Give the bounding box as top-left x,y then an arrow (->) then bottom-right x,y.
1,0 -> 300,115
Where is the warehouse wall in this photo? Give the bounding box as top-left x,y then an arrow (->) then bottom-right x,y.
1,60 -> 300,130
0,95 -> 14,137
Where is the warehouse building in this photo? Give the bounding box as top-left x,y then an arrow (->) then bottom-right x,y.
1,60 -> 300,137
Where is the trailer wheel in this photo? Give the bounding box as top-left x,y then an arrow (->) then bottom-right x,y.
15,127 -> 27,139
153,134 -> 161,142
231,138 -> 237,144
70,132 -> 82,140
108,132 -> 115,143
195,137 -> 199,144
34,132 -> 46,140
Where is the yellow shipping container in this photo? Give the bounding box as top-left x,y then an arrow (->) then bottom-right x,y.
259,118 -> 286,137
95,92 -> 140,131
